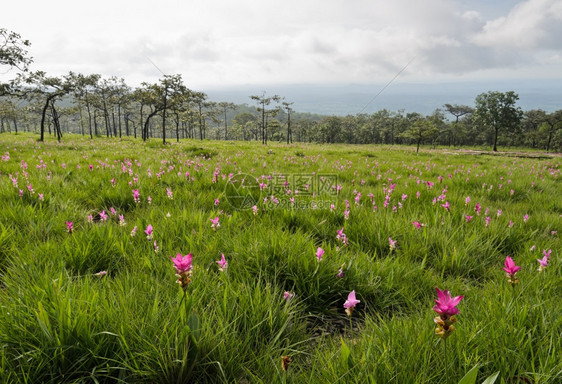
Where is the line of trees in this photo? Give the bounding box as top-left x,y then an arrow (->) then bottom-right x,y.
1,28 -> 561,151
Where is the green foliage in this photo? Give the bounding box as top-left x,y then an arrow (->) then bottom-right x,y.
0,134 -> 560,383
473,91 -> 524,151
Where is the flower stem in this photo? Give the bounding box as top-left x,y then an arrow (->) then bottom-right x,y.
443,338 -> 448,382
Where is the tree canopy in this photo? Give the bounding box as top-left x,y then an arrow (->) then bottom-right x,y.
473,91 -> 523,152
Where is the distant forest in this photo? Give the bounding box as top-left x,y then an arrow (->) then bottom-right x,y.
1,28 -> 561,152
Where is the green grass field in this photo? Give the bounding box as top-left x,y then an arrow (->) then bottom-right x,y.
0,133 -> 560,383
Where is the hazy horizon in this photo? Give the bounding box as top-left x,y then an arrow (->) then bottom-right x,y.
2,0 -> 560,115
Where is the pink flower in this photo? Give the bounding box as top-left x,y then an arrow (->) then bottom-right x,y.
216,253 -> 228,272
171,253 -> 193,274
433,287 -> 463,317
485,217 -> 491,227
119,214 -> 126,226
87,214 -> 93,223
153,240 -> 159,253
465,215 -> 473,223
166,188 -> 173,199
171,253 -> 193,289
315,247 -> 325,262
336,228 -> 348,245
214,198 -> 220,206
130,226 -> 137,237
389,237 -> 397,251
441,201 -> 450,211
465,196 -> 471,205
132,189 -> 140,204
523,214 -> 529,223
283,291 -> 294,301
412,221 -> 424,229
145,224 -> 153,240
252,205 -> 259,215
542,249 -> 551,259
537,255 -> 549,272
503,256 -> 521,285
94,270 -> 107,277
66,221 -> 74,233
344,290 -> 360,316
433,287 -> 463,339
99,210 -> 108,222
503,256 -> 521,275
210,216 -> 220,230
336,267 -> 344,279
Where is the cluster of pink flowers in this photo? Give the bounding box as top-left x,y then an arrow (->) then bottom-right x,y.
336,228 -> 348,246
433,287 -> 463,339
537,249 -> 551,272
412,221 -> 425,229
315,247 -> 325,262
503,256 -> 521,285
171,253 -> 193,290
145,224 -> 153,240
343,290 -> 360,317
388,237 -> 397,251
216,253 -> 228,272
210,217 -> 220,230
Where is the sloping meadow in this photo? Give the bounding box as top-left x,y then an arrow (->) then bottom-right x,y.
0,135 -> 560,383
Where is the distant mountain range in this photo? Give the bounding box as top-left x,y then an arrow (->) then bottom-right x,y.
205,79 -> 562,116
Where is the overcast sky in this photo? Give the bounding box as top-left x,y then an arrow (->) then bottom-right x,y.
2,0 -> 561,91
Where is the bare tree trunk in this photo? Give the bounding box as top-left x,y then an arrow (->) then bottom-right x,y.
40,94 -> 58,142
79,106 -> 84,136
50,101 -> 62,142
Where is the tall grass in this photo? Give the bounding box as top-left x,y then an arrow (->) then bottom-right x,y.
0,133 -> 559,383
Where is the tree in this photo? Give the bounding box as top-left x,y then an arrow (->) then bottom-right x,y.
66,72 -> 101,138
1,28 -> 33,96
134,75 -> 188,143
543,110 -> 562,152
250,91 -> 280,144
521,109 -> 546,148
232,112 -> 257,141
473,91 -> 523,152
399,117 -> 439,153
217,101 -> 235,140
192,91 -> 209,140
282,100 -> 294,144
16,71 -> 74,141
443,104 -> 473,146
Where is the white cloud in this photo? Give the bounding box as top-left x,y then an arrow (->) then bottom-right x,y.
1,0 -> 560,87
472,0 -> 562,49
